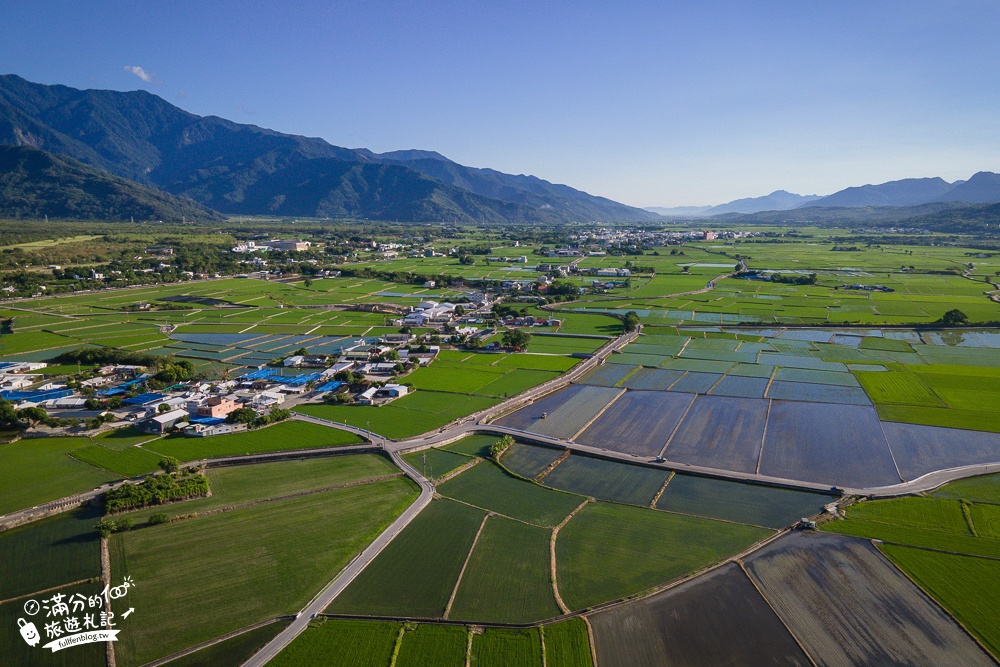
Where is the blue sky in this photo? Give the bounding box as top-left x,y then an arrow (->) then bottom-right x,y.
2,1 -> 999,207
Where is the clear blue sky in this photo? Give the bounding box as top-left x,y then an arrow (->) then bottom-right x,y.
2,1 -> 999,207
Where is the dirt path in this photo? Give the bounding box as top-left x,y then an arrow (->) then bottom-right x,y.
444,513 -> 491,619
550,499 -> 590,614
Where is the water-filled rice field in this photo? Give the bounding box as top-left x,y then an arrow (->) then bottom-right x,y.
576,390 -> 694,457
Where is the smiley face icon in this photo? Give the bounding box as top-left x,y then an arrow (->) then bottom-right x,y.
23,599 -> 40,616
18,619 -> 40,647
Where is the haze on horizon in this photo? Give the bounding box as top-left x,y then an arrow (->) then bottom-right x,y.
1,1 -> 998,209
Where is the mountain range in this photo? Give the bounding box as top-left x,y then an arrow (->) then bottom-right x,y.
649,173 -> 1000,219
0,144 -> 221,221
0,74 -> 657,223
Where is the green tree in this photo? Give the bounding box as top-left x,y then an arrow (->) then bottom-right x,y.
623,311 -> 641,333
159,456 -> 181,473
227,407 -> 257,425
501,328 -> 531,350
939,309 -> 969,326
489,435 -> 515,461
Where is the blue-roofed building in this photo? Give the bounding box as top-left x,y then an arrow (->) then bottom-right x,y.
314,380 -> 342,393
124,392 -> 166,406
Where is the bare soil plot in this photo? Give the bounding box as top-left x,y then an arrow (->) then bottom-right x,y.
708,374 -> 769,398
501,443 -> 565,479
883,422 -> 1000,481
759,401 -> 900,488
576,363 -> 636,387
621,367 -> 684,390
589,563 -> 810,667
663,396 -> 768,473
576,390 -> 694,457
656,474 -> 832,529
666,371 -> 723,394
543,454 -> 670,506
765,380 -> 871,405
745,531 -> 995,667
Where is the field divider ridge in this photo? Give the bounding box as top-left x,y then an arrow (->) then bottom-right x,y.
580,615 -> 599,667
569,387 -> 628,441
755,399 -> 773,475
436,457 -> 482,485
877,418 -> 906,484
535,449 -> 570,483
657,393 -> 698,458
0,579 -> 93,607
650,472 -> 674,508
142,616 -> 290,667
550,498 -> 590,614
444,513 -> 491,619
733,558 -> 819,667
870,539 -> 1000,661
388,624 -> 406,667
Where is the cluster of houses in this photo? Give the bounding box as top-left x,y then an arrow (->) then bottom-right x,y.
231,240 -> 312,253
842,283 -> 895,293
0,327 -> 451,437
0,361 -> 50,392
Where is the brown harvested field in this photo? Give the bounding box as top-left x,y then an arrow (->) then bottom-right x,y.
882,422 -> 1000,481
744,531 -> 996,667
663,395 -> 769,473
589,562 -> 810,667
759,401 -> 900,488
576,390 -> 694,456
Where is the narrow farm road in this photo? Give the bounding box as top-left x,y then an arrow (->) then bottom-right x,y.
241,449 -> 433,667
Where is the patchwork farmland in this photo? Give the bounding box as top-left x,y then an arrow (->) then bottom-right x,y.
495,327 -> 1000,491
4,228 -> 1000,667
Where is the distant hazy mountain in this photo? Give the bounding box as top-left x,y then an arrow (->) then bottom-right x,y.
0,144 -> 220,221
936,171 -> 1000,204
645,191 -> 818,217
0,74 -> 655,223
707,190 -> 820,215
802,177 -> 954,208
644,206 -> 712,217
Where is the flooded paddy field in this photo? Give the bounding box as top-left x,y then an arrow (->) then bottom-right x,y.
759,401 -> 900,488
589,563 -> 810,667
663,395 -> 768,473
883,422 -> 1000,481
744,531 -> 996,667
576,390 -> 693,457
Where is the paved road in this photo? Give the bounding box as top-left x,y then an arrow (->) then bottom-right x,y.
242,450 -> 433,667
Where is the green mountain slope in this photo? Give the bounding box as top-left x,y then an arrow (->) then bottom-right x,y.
0,144 -> 220,221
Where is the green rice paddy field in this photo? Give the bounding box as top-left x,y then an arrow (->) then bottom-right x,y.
111,475 -> 418,666
271,618 -> 592,667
